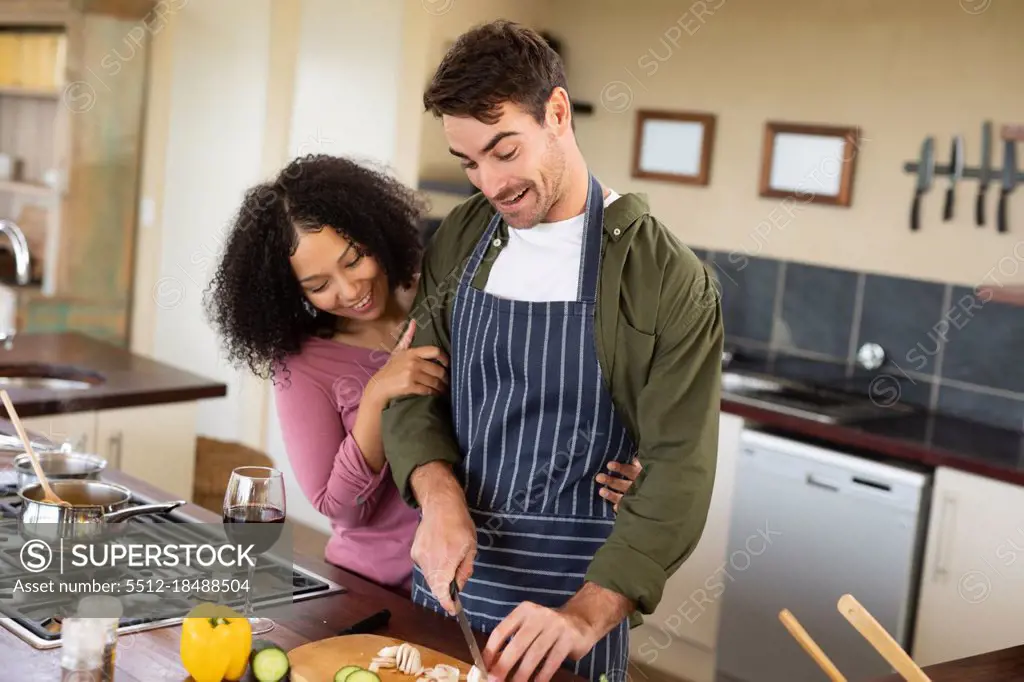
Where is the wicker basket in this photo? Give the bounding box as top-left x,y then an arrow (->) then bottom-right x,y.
191,436 -> 274,514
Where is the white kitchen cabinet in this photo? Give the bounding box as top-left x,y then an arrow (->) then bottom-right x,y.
628,413 -> 744,682
95,402 -> 198,501
21,411 -> 97,452
912,466 -> 1024,667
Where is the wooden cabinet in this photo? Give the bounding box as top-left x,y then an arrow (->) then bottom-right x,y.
628,413 -> 744,682
912,466 -> 1024,667
21,401 -> 198,500
95,402 -> 197,501
21,410 -> 96,451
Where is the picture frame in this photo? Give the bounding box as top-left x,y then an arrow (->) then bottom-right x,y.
631,109 -> 716,186
759,121 -> 862,207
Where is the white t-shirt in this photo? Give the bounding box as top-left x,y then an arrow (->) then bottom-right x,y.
484,190 -> 620,302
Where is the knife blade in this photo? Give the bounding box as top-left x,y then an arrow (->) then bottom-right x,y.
337,608 -> 391,636
449,580 -> 488,675
942,135 -> 963,221
911,137 -> 934,231
977,121 -> 993,226
998,140 -> 1017,234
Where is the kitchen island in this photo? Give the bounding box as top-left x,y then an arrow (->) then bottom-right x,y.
1,469 -> 584,682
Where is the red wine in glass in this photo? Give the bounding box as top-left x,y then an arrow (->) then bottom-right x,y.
223,504 -> 285,556
222,467 -> 286,635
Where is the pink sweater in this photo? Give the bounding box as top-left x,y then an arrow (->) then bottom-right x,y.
273,337 -> 420,591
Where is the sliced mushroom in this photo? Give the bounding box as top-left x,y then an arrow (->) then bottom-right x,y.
395,643 -> 424,675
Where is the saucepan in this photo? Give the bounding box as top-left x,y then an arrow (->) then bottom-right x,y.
14,450 -> 107,490
18,479 -> 185,544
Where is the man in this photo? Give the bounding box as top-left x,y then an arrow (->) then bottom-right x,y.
381,20 -> 722,682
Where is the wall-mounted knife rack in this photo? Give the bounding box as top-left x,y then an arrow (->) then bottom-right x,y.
901,163 -> 1024,182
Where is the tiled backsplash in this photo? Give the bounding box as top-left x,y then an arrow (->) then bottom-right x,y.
692,247 -> 1024,433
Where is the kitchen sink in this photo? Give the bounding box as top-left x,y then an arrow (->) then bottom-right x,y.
0,363 -> 105,391
721,369 -> 914,424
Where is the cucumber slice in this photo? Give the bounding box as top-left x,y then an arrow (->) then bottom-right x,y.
249,640 -> 290,682
345,669 -> 381,682
334,665 -> 364,682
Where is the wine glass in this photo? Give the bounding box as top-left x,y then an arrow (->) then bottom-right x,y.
222,466 -> 286,635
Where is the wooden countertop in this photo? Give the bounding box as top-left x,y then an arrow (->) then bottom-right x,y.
2,469 -> 584,682
0,332 -> 227,417
870,644 -> 1024,680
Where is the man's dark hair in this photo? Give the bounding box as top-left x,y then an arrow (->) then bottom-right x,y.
423,19 -> 571,128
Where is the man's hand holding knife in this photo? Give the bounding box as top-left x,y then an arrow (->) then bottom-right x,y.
409,461 -> 478,615
410,460 -> 633,682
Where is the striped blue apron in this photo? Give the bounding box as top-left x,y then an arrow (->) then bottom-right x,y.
411,176 -> 637,682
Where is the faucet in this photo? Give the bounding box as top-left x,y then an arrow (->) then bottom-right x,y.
0,220 -> 31,349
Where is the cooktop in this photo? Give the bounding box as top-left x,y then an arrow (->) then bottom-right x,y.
0,472 -> 346,649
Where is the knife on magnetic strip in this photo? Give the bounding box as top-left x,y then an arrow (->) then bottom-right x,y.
977,121 -> 993,226
942,135 -> 963,221
998,140 -> 1017,234
911,137 -> 934,231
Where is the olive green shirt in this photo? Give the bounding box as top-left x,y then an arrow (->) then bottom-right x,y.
381,190 -> 723,621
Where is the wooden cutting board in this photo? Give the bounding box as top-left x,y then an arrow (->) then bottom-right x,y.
289,634 -> 474,682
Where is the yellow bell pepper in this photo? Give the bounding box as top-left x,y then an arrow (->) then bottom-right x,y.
180,603 -> 252,682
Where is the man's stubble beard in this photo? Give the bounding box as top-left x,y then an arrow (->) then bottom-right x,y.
521,135 -> 567,229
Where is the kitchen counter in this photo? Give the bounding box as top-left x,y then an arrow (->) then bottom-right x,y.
4,468 -> 1019,681
0,332 -> 227,417
720,353 -> 1024,488
722,398 -> 1024,486
869,644 -> 1024,680
2,469 -> 584,682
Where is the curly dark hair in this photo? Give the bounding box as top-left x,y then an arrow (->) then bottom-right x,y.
423,19 -> 571,128
204,154 -> 425,380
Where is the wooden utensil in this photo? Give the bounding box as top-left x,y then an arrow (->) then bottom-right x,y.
778,609 -> 847,682
289,633 -> 473,682
837,594 -> 931,681
0,389 -> 68,507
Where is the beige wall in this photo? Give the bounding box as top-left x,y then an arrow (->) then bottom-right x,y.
415,0 -> 554,183
418,0 -> 1024,287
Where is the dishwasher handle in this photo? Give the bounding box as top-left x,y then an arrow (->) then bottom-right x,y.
933,493 -> 957,581
806,473 -> 841,492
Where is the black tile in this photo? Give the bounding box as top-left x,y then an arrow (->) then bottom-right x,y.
937,384 -> 1024,432
776,262 -> 859,360
710,252 -> 778,344
940,287 -> 1024,395
857,275 -> 946,375
688,246 -> 709,263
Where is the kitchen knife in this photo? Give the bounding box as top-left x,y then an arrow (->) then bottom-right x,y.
911,137 -> 934,231
449,581 -> 489,675
337,608 -> 391,636
998,140 -> 1017,234
942,135 -> 963,221
977,121 -> 993,226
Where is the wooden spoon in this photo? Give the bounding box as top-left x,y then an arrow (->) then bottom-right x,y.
0,389 -> 70,507
837,594 -> 931,681
778,608 -> 847,682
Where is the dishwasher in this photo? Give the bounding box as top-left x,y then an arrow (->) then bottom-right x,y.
714,429 -> 932,682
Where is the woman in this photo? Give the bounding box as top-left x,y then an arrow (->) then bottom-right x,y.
205,154 -> 641,593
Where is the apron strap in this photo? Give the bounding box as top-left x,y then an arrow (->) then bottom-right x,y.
576,174 -> 604,304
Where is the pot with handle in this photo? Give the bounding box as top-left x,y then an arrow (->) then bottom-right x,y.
18,479 -> 186,544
